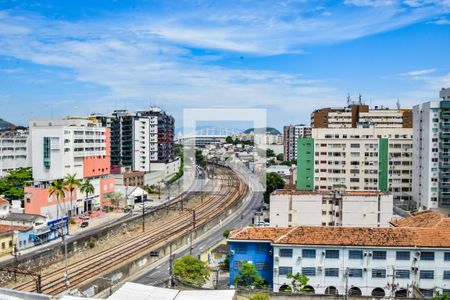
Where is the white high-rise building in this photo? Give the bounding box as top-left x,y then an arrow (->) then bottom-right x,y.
413,88 -> 450,215
297,127 -> 413,206
283,124 -> 311,161
0,130 -> 30,178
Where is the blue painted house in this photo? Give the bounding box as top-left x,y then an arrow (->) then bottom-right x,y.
228,240 -> 273,288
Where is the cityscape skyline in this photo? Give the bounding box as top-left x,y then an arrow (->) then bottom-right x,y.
0,0 -> 450,129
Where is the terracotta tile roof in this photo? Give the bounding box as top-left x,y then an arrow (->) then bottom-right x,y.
0,197 -> 9,206
390,210 -> 445,228
229,212 -> 450,248
0,224 -> 32,233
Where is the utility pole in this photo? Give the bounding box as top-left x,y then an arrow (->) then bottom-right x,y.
169,243 -> 174,288
61,219 -> 69,289
142,194 -> 147,233
344,267 -> 349,300
0,267 -> 41,293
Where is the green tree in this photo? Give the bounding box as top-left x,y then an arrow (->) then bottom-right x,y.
287,272 -> 309,292
280,160 -> 292,166
223,228 -> 233,239
49,179 -> 66,219
195,149 -> 206,167
249,294 -> 269,300
432,294 -> 450,300
220,253 -> 230,271
64,173 -> 80,217
276,153 -> 284,161
0,167 -> 32,200
225,136 -> 234,144
266,149 -> 275,157
264,172 -> 285,203
79,179 -> 95,212
173,255 -> 210,286
234,261 -> 266,288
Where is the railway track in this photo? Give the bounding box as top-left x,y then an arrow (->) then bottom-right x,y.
13,166 -> 248,296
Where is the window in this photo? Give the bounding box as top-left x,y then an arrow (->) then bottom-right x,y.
256,262 -> 269,271
325,250 -> 339,259
445,252 -> 450,261
256,244 -> 267,254
372,251 -> 386,260
419,270 -> 434,279
325,268 -> 339,277
302,267 -> 316,276
421,252 -> 435,261
444,271 -> 450,280
349,268 -> 363,278
349,250 -> 363,259
396,251 -> 410,260
233,261 -> 242,270
279,266 -> 293,275
302,249 -> 316,258
234,244 -> 247,254
395,270 -> 410,279
279,249 -> 293,257
372,269 -> 386,278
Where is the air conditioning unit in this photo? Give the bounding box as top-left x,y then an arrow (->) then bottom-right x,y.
274,267 -> 278,273
322,251 -> 326,255
368,252 -> 373,257
274,255 -> 280,261
317,266 -> 323,272
363,268 -> 368,272
416,251 -> 421,256
297,256 -> 302,260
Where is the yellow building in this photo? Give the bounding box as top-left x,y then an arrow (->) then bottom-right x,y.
0,229 -> 14,256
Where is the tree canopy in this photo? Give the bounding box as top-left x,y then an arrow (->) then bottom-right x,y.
0,168 -> 32,200
174,255 -> 210,286
287,272 -> 310,292
264,172 -> 285,203
234,261 -> 266,288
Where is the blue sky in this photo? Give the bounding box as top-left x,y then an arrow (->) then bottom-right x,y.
0,0 -> 449,130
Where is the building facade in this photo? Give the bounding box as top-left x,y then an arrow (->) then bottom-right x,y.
270,190 -> 393,227
311,103 -> 412,129
0,130 -> 30,178
283,124 -> 311,161
413,88 -> 450,214
297,127 -> 413,207
26,118 -> 114,218
229,211 -> 450,298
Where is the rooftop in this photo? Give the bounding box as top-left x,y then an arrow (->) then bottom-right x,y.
0,197 -> 9,206
1,212 -> 46,222
229,211 -> 450,248
0,224 -> 32,233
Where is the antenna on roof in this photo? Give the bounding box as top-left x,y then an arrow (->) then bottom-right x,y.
358,93 -> 362,105
347,92 -> 351,105
396,98 -> 401,110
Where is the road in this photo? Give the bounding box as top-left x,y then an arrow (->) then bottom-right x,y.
131,169 -> 263,287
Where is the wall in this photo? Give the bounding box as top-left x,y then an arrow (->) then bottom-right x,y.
0,232 -> 13,256
229,241 -> 273,288
270,193 -> 322,227
24,186 -> 73,219
296,138 -> 314,191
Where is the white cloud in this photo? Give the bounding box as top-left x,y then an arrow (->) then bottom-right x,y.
399,69 -> 436,76
344,0 -> 396,7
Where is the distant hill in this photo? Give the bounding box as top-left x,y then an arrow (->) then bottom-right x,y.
243,127 -> 281,135
0,118 -> 14,130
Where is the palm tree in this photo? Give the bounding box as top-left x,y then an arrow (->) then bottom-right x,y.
49,179 -> 66,219
79,179 -> 95,213
64,174 -> 80,217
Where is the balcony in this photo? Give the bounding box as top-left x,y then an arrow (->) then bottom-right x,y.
441,111 -> 450,119
441,123 -> 450,129
441,143 -> 450,149
440,152 -> 450,159
440,133 -> 450,139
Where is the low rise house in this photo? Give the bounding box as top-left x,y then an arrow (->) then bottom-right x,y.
229,211 -> 450,298
270,189 -> 393,227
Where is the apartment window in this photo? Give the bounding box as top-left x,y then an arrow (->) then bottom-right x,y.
256,262 -> 269,271
325,268 -> 339,277
234,244 -> 247,254
326,250 -> 339,259
395,270 -> 410,279
302,267 -> 316,276
372,269 -> 386,278
233,261 -> 242,270
256,244 -> 267,254
349,250 -> 363,259
279,249 -> 293,257
302,249 -> 316,258
396,251 -> 410,260
445,252 -> 450,261
349,268 -> 363,278
279,266 -> 293,276
421,252 -> 435,261
444,271 -> 450,280
419,270 -> 434,279
372,251 -> 386,260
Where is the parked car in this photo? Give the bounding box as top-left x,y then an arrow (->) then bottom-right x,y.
80,221 -> 89,228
